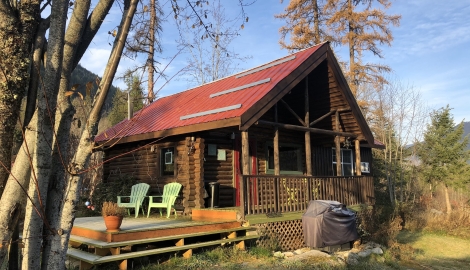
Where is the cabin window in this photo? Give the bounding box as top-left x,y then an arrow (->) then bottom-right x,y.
161,147 -> 175,176
266,143 -> 303,175
332,148 -> 354,176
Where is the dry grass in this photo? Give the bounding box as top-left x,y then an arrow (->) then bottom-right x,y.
397,230 -> 470,269
101,201 -> 126,217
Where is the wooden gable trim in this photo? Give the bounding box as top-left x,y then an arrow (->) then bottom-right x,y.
97,118 -> 240,147
325,46 -> 375,146
239,44 -> 329,130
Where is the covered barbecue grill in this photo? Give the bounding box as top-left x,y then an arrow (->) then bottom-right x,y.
302,200 -> 359,248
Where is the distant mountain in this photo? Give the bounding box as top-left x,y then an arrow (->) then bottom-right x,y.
70,64 -> 118,114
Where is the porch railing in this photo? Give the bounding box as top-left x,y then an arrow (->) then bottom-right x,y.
240,175 -> 374,217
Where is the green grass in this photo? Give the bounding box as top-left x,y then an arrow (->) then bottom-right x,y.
397,230 -> 470,269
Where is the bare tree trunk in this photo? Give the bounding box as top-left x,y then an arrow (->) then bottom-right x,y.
21,0 -> 69,268
0,0 -> 40,194
45,1 -> 138,267
147,0 -> 156,103
41,1 -> 91,268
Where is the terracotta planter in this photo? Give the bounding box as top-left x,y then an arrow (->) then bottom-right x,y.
103,215 -> 123,232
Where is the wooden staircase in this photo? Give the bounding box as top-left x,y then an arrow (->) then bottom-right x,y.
68,209 -> 257,270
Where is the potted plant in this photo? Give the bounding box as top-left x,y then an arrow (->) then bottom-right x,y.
102,201 -> 126,232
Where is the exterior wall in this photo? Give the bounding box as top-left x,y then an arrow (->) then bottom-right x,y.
102,136 -> 205,212
201,132 -> 235,207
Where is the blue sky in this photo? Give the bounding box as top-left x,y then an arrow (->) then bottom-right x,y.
80,0 -> 470,124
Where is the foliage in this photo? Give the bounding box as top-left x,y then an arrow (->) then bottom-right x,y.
356,204 -> 402,247
417,106 -> 470,189
277,0 -> 401,96
108,72 -> 145,126
91,174 -> 137,212
101,201 -> 126,217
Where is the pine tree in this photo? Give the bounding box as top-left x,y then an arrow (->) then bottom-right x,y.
325,0 -> 400,96
108,73 -> 145,125
277,0 -> 400,96
417,106 -> 470,214
276,0 -> 334,51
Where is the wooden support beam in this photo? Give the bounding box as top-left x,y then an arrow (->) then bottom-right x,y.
335,111 -> 342,176
355,139 -> 361,176
309,107 -> 351,126
241,131 -> 249,219
236,240 -> 246,250
310,110 -> 336,126
279,99 -> 305,126
256,120 -> 357,138
183,249 -> 193,259
304,77 -> 312,176
274,104 -> 280,175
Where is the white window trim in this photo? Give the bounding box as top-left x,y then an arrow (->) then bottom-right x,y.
332,148 -> 354,176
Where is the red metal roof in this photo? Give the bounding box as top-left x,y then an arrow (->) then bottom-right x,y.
95,44 -> 324,143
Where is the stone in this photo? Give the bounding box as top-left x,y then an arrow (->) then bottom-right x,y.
283,252 -> 295,258
285,249 -> 330,261
371,247 -> 383,255
358,249 -> 372,257
273,251 -> 284,258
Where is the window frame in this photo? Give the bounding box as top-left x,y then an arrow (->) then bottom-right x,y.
265,142 -> 303,175
332,148 -> 354,176
160,146 -> 176,176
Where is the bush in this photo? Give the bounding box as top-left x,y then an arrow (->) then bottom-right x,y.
91,174 -> 137,212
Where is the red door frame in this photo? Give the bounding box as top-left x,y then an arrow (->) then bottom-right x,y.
234,138 -> 258,206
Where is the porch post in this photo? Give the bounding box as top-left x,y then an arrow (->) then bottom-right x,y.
241,131 -> 249,218
355,139 -> 361,176
274,104 -> 280,175
305,77 -> 312,176
335,111 -> 342,176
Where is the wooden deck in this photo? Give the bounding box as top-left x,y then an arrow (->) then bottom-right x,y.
68,209 -> 257,270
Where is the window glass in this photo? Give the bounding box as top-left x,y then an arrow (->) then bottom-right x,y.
161,147 -> 175,176
267,144 -> 302,174
332,148 -> 354,176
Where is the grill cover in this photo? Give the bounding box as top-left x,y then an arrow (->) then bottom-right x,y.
302,200 -> 359,248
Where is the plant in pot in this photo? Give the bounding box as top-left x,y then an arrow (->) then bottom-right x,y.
102,201 -> 126,232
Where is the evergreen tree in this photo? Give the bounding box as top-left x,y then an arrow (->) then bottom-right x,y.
417,106 -> 470,214
108,72 -> 145,125
276,0 -> 400,96
276,0 -> 334,50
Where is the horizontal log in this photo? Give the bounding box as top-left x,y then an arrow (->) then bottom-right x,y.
256,120 -> 357,138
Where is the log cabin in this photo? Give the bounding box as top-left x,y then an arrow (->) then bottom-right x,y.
95,42 -> 384,219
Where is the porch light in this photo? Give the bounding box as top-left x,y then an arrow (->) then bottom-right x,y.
343,137 -> 351,149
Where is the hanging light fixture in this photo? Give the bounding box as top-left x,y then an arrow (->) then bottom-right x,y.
343,137 -> 351,149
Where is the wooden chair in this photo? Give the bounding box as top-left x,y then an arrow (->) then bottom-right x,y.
147,182 -> 182,218
117,183 -> 150,218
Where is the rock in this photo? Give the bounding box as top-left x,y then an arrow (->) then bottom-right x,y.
336,251 -> 359,265
358,249 -> 372,257
283,252 -> 295,258
371,247 -> 383,255
285,249 -> 330,261
273,251 -> 284,258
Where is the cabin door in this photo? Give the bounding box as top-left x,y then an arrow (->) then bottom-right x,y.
234,138 -> 258,206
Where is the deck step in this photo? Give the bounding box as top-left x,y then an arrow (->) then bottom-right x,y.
67,235 -> 259,264
69,226 -> 256,248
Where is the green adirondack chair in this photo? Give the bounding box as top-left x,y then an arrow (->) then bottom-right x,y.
117,183 -> 150,218
147,182 -> 182,218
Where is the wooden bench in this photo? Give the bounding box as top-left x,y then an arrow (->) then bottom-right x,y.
68,227 -> 258,270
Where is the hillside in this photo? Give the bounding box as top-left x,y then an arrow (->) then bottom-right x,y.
70,64 -> 118,114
